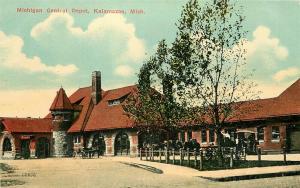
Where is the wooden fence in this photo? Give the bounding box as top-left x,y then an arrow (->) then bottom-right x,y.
139,147 -> 246,170
139,146 -> 290,170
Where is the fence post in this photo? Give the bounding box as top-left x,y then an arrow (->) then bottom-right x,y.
230,147 -> 234,168
172,149 -> 175,164
283,146 -> 287,165
180,148 -> 183,166
146,148 -> 148,161
159,148 -> 162,163
257,146 -> 261,166
165,148 -> 168,164
243,147 -> 246,161
140,148 -> 142,160
199,149 -> 203,171
187,148 -> 190,167
194,149 -> 197,168
150,148 -> 154,161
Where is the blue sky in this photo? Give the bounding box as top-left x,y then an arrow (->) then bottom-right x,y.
0,0 -> 299,117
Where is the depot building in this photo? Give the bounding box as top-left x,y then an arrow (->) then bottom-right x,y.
1,71 -> 300,159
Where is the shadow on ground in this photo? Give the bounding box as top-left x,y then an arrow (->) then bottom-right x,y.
0,163 -> 26,187
120,162 -> 163,174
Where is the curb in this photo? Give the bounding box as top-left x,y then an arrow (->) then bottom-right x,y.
198,170 -> 300,182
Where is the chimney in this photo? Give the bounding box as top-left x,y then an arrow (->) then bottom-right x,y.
91,71 -> 101,105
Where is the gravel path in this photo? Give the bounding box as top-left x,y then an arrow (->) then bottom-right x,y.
1,157 -> 300,188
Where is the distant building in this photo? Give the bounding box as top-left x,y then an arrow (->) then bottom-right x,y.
1,71 -> 300,159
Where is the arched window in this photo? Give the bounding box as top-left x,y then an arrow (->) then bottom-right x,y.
115,132 -> 130,155
3,138 -> 12,152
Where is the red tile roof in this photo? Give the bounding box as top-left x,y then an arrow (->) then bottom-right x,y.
64,78 -> 300,132
1,118 -> 52,133
228,79 -> 300,122
67,87 -> 93,132
68,85 -> 137,132
50,88 -> 73,111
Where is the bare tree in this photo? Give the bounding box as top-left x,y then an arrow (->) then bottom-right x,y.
171,0 -> 260,165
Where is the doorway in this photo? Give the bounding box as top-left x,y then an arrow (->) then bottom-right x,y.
36,137 -> 50,158
21,140 -> 30,159
115,132 -> 130,155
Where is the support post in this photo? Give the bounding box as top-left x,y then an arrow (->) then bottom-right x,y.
165,148 -> 168,164
180,148 -> 183,166
194,149 -> 197,168
283,146 -> 287,165
187,148 -> 190,167
140,148 -> 142,160
199,149 -> 203,171
230,147 -> 234,168
159,148 -> 162,163
172,149 -> 175,164
257,146 -> 261,167
151,148 -> 154,161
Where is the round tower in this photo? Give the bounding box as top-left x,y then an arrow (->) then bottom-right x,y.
50,87 -> 74,157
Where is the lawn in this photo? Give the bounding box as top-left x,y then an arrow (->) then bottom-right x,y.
147,159 -> 300,171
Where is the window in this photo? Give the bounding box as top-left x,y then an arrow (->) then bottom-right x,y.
108,99 -> 121,106
179,131 -> 185,142
74,135 -> 81,144
209,129 -> 215,143
257,127 -> 264,143
272,126 -> 280,142
201,129 -> 207,143
187,131 -> 192,141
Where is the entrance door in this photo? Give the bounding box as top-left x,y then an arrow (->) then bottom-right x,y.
287,125 -> 300,152
36,137 -> 50,158
21,140 -> 30,159
115,132 -> 130,155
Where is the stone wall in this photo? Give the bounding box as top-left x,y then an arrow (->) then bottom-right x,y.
52,131 -> 72,157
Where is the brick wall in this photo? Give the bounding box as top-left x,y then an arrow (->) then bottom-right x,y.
258,123 -> 286,151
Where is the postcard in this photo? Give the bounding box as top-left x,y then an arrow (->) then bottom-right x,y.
0,0 -> 300,187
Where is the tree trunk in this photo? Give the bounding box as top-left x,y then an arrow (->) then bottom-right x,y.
216,128 -> 223,167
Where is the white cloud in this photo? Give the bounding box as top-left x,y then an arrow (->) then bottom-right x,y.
31,13 -> 146,64
273,67 -> 300,82
0,31 -> 78,76
114,65 -> 134,77
31,14 -> 83,38
0,88 -> 76,118
244,25 -> 288,66
254,80 -> 288,99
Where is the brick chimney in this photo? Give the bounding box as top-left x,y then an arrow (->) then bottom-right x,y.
91,71 -> 101,105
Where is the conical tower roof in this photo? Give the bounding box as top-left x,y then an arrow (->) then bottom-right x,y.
50,87 -> 73,111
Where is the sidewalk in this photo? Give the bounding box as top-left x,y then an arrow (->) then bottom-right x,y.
112,156 -> 300,181
247,153 -> 300,161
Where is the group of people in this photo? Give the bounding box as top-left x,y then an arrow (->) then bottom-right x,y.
142,139 -> 202,152
142,135 -> 256,154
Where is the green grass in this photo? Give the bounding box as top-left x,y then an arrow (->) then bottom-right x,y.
146,159 -> 300,171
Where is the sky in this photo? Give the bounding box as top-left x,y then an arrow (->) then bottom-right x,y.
0,0 -> 299,117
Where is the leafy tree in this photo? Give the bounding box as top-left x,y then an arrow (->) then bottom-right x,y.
123,40 -> 186,147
